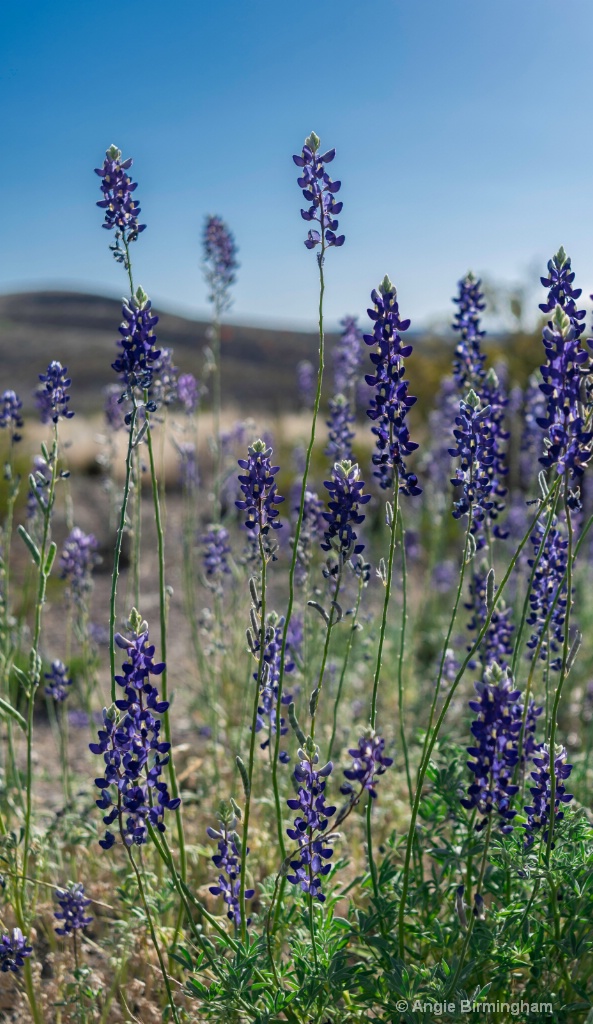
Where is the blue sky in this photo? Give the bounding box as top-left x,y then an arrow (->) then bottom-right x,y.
1,0 -> 593,330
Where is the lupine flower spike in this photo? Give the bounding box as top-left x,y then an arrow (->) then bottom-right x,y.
0,929 -> 32,973
293,132 -> 344,252
35,362 -> 74,424
236,440 -> 284,535
321,460 -> 370,562
203,215 -> 239,314
340,730 -> 393,800
95,144 -> 146,264
286,737 -> 336,902
54,883 -> 93,935
0,390 -> 24,444
523,744 -> 573,850
208,801 -> 254,927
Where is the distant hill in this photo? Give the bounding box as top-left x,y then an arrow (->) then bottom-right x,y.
0,290 -> 338,413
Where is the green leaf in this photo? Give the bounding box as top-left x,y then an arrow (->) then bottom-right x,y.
44,541 -> 57,576
0,697 -> 26,731
17,525 -> 41,567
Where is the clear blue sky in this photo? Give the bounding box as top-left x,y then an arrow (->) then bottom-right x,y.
1,0 -> 592,331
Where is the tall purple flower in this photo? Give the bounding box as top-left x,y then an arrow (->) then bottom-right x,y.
461,663 -> 522,833
364,275 -> 421,495
321,460 -> 370,561
452,273 -> 487,390
112,287 -> 161,394
520,374 -> 547,488
90,618 -> 180,850
286,739 -> 336,902
449,390 -> 494,526
44,660 -> 72,702
539,248 -> 586,336
292,487 -> 325,585
251,612 -> 295,760
200,524 -> 231,590
60,527 -> 99,604
293,132 -> 344,251
340,730 -> 393,800
177,373 -> 201,414
466,565 -> 514,670
325,394 -> 355,463
95,145 -> 146,241
103,384 -> 128,432
35,362 -> 74,424
523,744 -> 573,850
208,803 -> 254,927
54,883 -> 93,936
149,347 -> 178,408
236,440 -> 284,536
0,929 -> 32,973
203,215 -> 239,314
0,390 -> 23,444
526,515 -> 569,671
334,315 -> 363,398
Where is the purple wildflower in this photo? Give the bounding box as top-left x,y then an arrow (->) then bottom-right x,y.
449,390 -> 495,525
112,288 -> 161,393
286,739 -> 336,902
325,394 -> 355,463
203,215 -> 239,314
539,248 -> 586,336
292,487 -> 325,585
461,663 -> 522,833
520,374 -> 547,487
526,515 -> 569,671
334,315 -> 363,398
103,384 -> 128,432
340,730 -> 393,799
35,362 -> 74,424
452,272 -> 487,390
207,803 -> 253,927
0,929 -> 32,973
321,460 -> 370,561
466,565 -> 514,670
236,440 -> 284,535
0,390 -> 23,443
90,620 -> 180,850
523,744 -> 573,850
293,131 -> 344,251
176,441 -> 199,492
177,373 -> 201,414
44,660 -> 72,702
54,883 -> 93,936
251,612 -> 295,760
149,347 -> 178,408
60,527 -> 99,604
95,145 -> 145,241
297,360 -> 315,409
364,275 -> 421,495
200,524 -> 231,589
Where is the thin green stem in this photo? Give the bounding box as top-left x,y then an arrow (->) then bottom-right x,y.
397,513 -> 412,806
310,568 -> 342,741
239,531 -> 267,943
109,403 -> 137,703
449,815 -> 493,995
327,574 -> 364,762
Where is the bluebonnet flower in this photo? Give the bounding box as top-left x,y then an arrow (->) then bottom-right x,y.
479,368 -> 509,539
60,527 -> 99,604
177,373 -> 200,414
236,440 -> 284,535
90,619 -> 180,849
0,390 -> 23,443
452,273 -> 487,390
537,300 -> 592,500
203,215 -> 239,314
292,487 -> 325,585
44,660 -> 72,702
421,376 -> 458,497
176,441 -> 199,492
36,362 -> 74,423
321,460 -> 370,561
26,454 -> 52,529
364,275 -> 421,495
54,883 -> 93,936
520,374 -> 547,487
200,524 -> 231,589
340,730 -> 393,799
526,515 -> 569,671
293,132 -> 344,251
334,315 -> 363,398
432,560 -> 456,593
251,612 -> 295,761
449,390 -> 494,526
520,699 -> 544,766
466,565 -> 514,670
112,288 -> 161,392
95,145 -> 146,241
286,738 -> 336,902
539,247 -> 586,336
207,803 -> 253,927
103,384 -> 128,432
461,663 -> 522,833
149,347 -> 178,408
297,360 -> 315,409
325,394 -> 355,463
0,929 -> 32,973
523,744 -> 573,850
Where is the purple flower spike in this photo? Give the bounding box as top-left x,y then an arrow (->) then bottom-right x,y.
112,287 -> 161,393
364,275 -> 421,495
461,663 -> 523,833
208,803 -> 254,926
177,373 -> 201,414
321,460 -> 370,560
60,527 -> 99,605
35,362 -> 74,424
526,515 -> 569,672
340,730 -> 393,800
452,273 -> 487,390
325,394 -> 355,463
89,615 -> 180,850
200,524 -> 231,590
236,440 -> 284,535
0,928 -> 32,973
203,215 -> 239,314
334,315 -> 363,398
523,744 -> 573,850
44,660 -> 72,702
95,144 -> 146,241
449,390 -> 494,524
293,132 -> 345,251
0,390 -> 24,443
286,739 -> 336,903
54,883 -> 93,936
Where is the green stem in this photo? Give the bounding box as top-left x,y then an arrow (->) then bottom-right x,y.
212,313 -> 222,523
327,574 -> 364,763
449,815 -> 493,995
310,568 -> 342,740
109,402 -> 137,703
397,513 -> 412,806
239,531 -> 267,943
